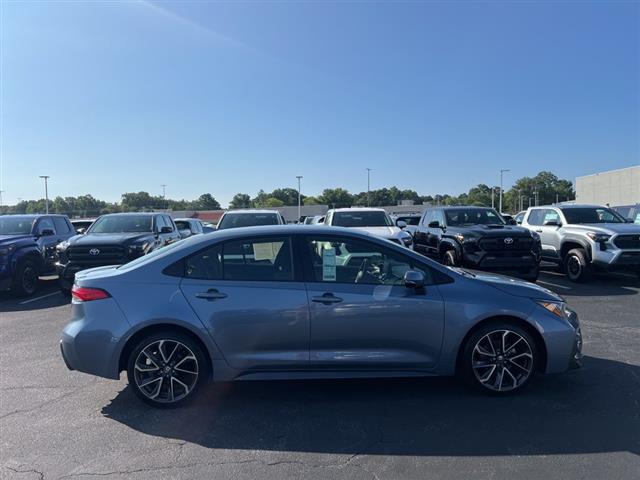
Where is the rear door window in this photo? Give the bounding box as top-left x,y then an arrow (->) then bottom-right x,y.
526,209 -> 544,226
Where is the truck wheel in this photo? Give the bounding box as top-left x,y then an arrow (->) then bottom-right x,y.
13,259 -> 39,297
564,248 -> 591,282
443,250 -> 459,267
523,265 -> 540,283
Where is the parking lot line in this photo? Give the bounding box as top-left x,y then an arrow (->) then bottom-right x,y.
18,291 -> 61,305
537,280 -> 572,290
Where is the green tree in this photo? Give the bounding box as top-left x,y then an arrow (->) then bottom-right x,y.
264,197 -> 284,207
270,188 -> 303,206
303,196 -> 321,205
229,193 -> 252,209
318,188 -> 353,208
194,193 -> 221,210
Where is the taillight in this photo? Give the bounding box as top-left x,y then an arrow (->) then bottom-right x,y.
71,285 -> 110,302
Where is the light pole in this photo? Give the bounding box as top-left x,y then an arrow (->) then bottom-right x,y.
366,168 -> 372,207
39,176 -> 50,213
499,169 -> 510,214
296,175 -> 303,221
533,187 -> 539,206
161,184 -> 167,210
0,190 -> 4,207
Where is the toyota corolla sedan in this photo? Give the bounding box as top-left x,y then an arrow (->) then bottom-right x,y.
60,225 -> 582,407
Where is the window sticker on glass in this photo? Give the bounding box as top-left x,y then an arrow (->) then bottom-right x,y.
253,242 -> 284,263
322,247 -> 337,281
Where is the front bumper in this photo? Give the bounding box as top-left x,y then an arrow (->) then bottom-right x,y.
538,305 -> 583,374
462,250 -> 540,278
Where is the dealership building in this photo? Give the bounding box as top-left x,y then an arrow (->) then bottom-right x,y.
575,166 -> 640,206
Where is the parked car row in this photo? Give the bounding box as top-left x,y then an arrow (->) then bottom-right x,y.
2,203 -> 639,297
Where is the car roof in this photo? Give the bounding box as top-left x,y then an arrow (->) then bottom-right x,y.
173,218 -> 199,221
0,214 -> 66,218
436,206 -> 494,210
223,209 -> 281,215
329,208 -> 386,212
182,224 -> 390,247
528,204 -> 605,209
100,212 -> 159,217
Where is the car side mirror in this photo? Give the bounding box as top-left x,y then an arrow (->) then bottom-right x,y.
543,220 -> 560,227
39,228 -> 55,237
404,270 -> 425,289
428,221 -> 440,228
507,219 -> 517,225
76,228 -> 86,235
160,226 -> 174,233
396,220 -> 407,229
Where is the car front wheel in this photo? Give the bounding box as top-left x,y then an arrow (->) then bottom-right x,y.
13,259 -> 39,297
127,332 -> 207,408
442,249 -> 459,267
564,248 -> 591,282
460,323 -> 538,394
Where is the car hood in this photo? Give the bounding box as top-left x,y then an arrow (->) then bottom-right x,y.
69,233 -> 153,246
349,226 -> 403,238
566,223 -> 640,235
460,268 -> 562,302
0,234 -> 34,245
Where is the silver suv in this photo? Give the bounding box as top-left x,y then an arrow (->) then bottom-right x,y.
520,204 -> 640,281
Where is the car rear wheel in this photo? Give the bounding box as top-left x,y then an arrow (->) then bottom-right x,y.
127,331 -> 208,408
442,249 -> 459,267
12,259 -> 39,297
460,323 -> 538,395
564,248 -> 591,282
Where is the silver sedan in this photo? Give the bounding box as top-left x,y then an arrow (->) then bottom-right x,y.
61,225 -> 582,407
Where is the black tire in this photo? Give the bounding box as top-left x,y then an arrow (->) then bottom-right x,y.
126,330 -> 209,408
442,249 -> 459,267
563,248 -> 591,283
522,264 -> 540,283
12,259 -> 39,297
459,322 -> 538,395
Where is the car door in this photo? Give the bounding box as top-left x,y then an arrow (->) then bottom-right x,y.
427,210 -> 446,255
531,209 -> 562,260
412,210 -> 431,254
180,235 -> 310,371
164,215 -> 181,243
302,234 -> 445,370
34,217 -> 59,274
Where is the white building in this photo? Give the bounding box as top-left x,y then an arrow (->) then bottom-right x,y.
575,166 -> 640,206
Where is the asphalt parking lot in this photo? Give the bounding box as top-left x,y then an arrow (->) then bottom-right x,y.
1,270 -> 639,480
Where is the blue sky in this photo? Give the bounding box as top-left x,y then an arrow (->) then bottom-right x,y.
1,0 -> 638,207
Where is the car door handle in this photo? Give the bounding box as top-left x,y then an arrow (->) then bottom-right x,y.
195,289 -> 228,300
311,293 -> 343,304
535,229 -> 543,233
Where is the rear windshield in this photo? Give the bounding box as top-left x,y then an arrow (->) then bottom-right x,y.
396,216 -> 421,225
89,215 -> 153,233
445,208 -> 505,226
175,221 -> 190,230
217,213 -> 280,229
332,211 -> 392,227
0,217 -> 33,235
561,207 -> 625,224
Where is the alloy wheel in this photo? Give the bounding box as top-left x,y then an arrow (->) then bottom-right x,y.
567,256 -> 581,279
133,339 -> 199,403
471,329 -> 533,392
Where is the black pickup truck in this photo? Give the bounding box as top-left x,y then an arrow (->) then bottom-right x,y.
56,212 -> 181,290
412,206 -> 542,281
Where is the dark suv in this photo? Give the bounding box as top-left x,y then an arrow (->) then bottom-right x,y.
57,212 -> 181,290
412,206 -> 542,281
0,214 -> 76,296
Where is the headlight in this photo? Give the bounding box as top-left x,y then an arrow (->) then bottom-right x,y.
535,300 -> 568,319
401,235 -> 413,246
0,245 -> 16,256
56,240 -> 70,251
586,232 -> 611,243
455,234 -> 477,243
128,242 -> 149,254
529,230 -> 540,240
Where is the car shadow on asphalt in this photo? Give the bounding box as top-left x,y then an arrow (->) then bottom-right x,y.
0,287 -> 69,312
101,355 -> 640,456
538,270 -> 639,297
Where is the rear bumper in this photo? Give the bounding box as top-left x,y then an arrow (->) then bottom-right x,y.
60,298 -> 131,379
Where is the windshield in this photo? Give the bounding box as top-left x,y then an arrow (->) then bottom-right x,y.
88,215 -> 153,233
561,207 -> 625,224
445,209 -> 505,226
217,213 -> 280,229
175,221 -> 190,230
332,211 -> 393,227
0,217 -> 34,235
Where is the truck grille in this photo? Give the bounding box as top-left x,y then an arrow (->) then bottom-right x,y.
613,235 -> 640,249
67,245 -> 127,264
479,237 -> 533,252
